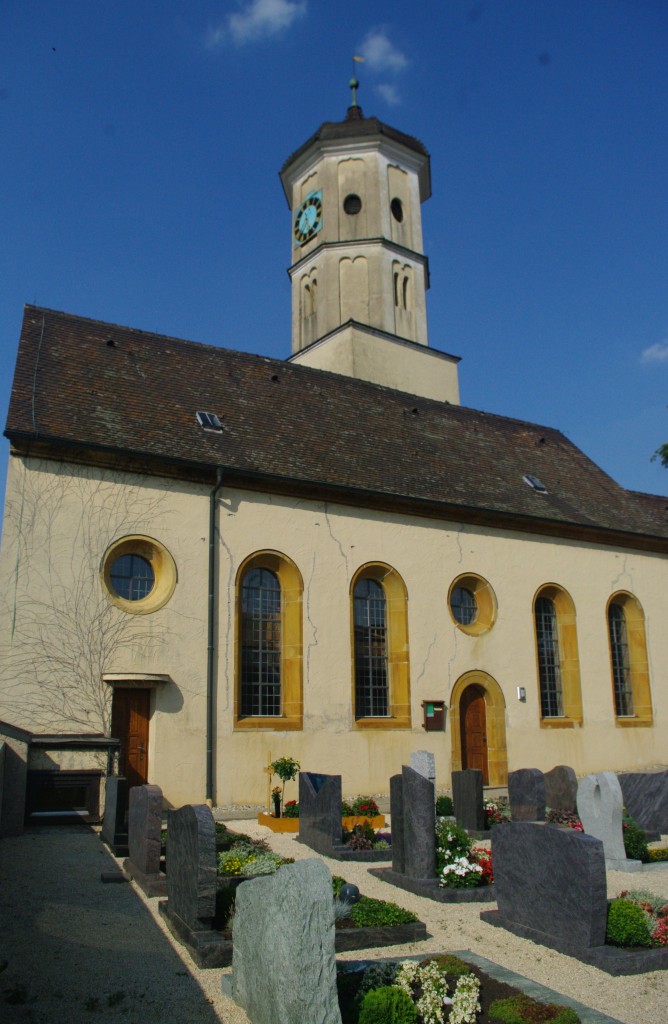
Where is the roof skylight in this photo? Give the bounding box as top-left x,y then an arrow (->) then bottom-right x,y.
196,411 -> 222,432
522,474 -> 547,493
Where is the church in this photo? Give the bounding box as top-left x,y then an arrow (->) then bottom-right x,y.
1,91 -> 666,822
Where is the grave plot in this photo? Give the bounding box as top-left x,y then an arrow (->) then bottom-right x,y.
480,820 -> 668,975
297,773 -> 391,862
371,766 -> 496,904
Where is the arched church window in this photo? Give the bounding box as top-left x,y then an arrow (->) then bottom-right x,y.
354,578 -> 388,718
533,584 -> 583,726
607,592 -> 652,725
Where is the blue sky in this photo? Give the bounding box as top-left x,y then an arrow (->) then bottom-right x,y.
2,1 -> 667,514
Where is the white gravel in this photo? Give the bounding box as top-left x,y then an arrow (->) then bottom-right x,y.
1,820 -> 666,1024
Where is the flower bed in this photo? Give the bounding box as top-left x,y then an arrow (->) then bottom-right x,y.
607,888 -> 668,948
337,953 -> 581,1024
436,818 -> 493,890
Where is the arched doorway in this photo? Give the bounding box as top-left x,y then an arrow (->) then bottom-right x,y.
450,671 -> 508,787
460,684 -> 489,783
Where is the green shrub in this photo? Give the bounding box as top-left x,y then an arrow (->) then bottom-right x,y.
490,993 -> 580,1024
332,875 -> 346,899
435,817 -> 472,859
350,896 -> 418,927
419,953 -> 471,977
622,814 -> 649,862
648,847 -> 668,862
436,794 -> 454,816
358,985 -> 418,1024
606,899 -> 652,948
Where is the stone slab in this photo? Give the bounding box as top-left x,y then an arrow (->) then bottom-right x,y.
100,775 -> 128,855
618,769 -> 668,837
508,768 -> 546,821
452,769 -> 485,831
577,772 -> 627,865
299,772 -> 347,858
491,821 -> 608,949
128,783 -> 163,875
165,803 -> 216,931
123,857 -> 167,896
402,765 -> 436,879
410,749 -> 435,785
158,901 -> 233,969
480,909 -> 668,975
369,866 -> 497,903
390,772 -> 405,874
544,765 -> 578,814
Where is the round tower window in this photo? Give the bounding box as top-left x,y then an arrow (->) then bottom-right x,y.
343,193 -> 362,215
109,554 -> 155,601
390,197 -> 404,223
450,586 -> 477,625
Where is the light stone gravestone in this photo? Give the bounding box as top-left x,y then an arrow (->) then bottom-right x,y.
577,771 -> 641,872
123,783 -> 165,896
544,765 -> 578,814
508,767 -> 546,821
227,858 -> 342,1024
410,749 -> 436,786
618,770 -> 668,839
452,768 -> 485,832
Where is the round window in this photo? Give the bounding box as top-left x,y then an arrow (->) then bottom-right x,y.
450,586 -> 477,626
109,553 -> 155,601
101,535 -> 177,615
343,193 -> 362,215
390,197 -> 404,223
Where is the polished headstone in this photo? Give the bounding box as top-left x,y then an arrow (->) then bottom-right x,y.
231,859 -> 342,1024
100,775 -> 128,854
390,772 -> 406,874
577,771 -> 635,868
544,765 -> 578,814
299,772 -> 345,857
165,803 -> 216,930
618,770 -> 668,836
490,821 -> 607,948
402,766 -> 436,879
508,768 -> 546,821
452,769 -> 485,831
127,783 -> 163,875
411,750 -> 436,785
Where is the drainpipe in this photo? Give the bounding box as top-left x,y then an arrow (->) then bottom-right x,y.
206,468 -> 225,806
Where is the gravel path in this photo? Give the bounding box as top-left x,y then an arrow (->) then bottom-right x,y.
1,820 -> 666,1023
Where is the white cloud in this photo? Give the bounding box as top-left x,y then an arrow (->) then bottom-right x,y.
359,29 -> 408,74
207,0 -> 307,48
641,341 -> 668,364
375,82 -> 401,106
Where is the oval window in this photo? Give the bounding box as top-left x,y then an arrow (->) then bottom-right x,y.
450,586 -> 477,626
109,553 -> 155,601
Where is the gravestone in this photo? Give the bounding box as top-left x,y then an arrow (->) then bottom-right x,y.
391,766 -> 436,880
123,783 -> 165,896
618,770 -> 668,838
544,765 -> 578,814
100,776 -> 128,855
452,768 -> 485,831
390,772 -> 406,874
158,804 -> 227,966
481,822 -> 607,950
411,750 -> 436,786
299,772 -> 346,857
228,859 -> 341,1024
577,771 -> 640,870
508,768 -> 546,821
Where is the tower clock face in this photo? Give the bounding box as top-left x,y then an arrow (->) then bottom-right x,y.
293,190 -> 323,246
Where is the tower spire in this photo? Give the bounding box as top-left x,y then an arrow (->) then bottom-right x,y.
349,55 -> 365,117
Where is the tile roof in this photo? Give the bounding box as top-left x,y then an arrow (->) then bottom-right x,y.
6,305 -> 668,550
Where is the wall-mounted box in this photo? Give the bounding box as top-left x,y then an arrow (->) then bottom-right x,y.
422,700 -> 445,732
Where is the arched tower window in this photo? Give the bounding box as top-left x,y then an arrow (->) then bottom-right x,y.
533,584 -> 583,726
607,592 -> 652,725
350,563 -> 410,729
235,551 -> 303,730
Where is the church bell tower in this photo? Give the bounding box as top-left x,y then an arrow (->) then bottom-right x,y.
280,80 -> 460,404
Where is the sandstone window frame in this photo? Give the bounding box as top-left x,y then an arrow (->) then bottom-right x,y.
606,591 -> 652,727
100,535 -> 177,615
533,583 -> 583,728
448,573 -> 497,636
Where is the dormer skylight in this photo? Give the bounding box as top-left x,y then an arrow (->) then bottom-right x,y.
196,411 -> 222,432
523,474 -> 547,494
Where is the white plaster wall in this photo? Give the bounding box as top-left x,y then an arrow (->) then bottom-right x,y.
1,457 -> 666,810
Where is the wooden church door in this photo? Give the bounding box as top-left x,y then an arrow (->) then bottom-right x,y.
111,688 -> 150,789
460,684 -> 489,784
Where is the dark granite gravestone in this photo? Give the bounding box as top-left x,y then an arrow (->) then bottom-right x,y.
618,769 -> 668,838
298,772 -> 346,857
480,821 -> 668,974
100,776 -> 128,855
123,783 -> 165,896
390,772 -> 405,874
508,768 -> 546,821
158,804 -> 226,967
226,859 -> 342,1024
452,769 -> 485,831
544,765 -> 578,814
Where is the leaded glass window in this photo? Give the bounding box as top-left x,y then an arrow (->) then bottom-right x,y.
354,578 -> 389,718
240,568 -> 281,717
535,596 -> 563,717
450,586 -> 477,625
609,603 -> 634,717
109,554 -> 154,601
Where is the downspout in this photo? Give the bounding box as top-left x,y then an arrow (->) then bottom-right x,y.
206,468 -> 225,806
